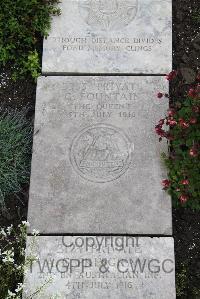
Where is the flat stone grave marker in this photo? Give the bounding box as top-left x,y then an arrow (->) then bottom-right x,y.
42,0 -> 172,74
23,236 -> 176,298
28,76 -> 171,234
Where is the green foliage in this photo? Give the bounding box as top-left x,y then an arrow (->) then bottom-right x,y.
156,81 -> 200,210
23,50 -> 41,79
176,262 -> 200,299
0,222 -> 61,298
192,287 -> 200,299
0,222 -> 46,299
165,92 -> 199,209
0,0 -> 60,79
192,8 -> 200,23
0,223 -> 28,298
0,108 -> 32,206
176,263 -> 188,298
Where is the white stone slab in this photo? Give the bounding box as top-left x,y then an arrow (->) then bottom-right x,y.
42,0 -> 172,74
23,236 -> 176,299
28,76 -> 171,234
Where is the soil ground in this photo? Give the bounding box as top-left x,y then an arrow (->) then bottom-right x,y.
0,0 -> 199,298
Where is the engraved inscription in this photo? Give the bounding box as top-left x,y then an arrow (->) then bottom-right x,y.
70,124 -> 132,182
50,36 -> 162,53
79,0 -> 138,30
25,237 -> 175,298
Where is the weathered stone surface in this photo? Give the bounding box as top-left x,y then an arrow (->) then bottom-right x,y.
28,76 -> 172,234
42,0 -> 172,74
23,236 -> 176,299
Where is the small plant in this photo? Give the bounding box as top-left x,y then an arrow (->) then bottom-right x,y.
0,222 -> 59,298
0,222 -> 37,298
155,72 -> 200,210
176,263 -> 188,298
192,8 -> 200,23
0,0 -> 61,79
0,108 -> 32,207
176,262 -> 200,299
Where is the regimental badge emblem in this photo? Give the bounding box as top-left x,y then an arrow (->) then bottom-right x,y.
79,0 -> 138,31
70,124 -> 132,183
